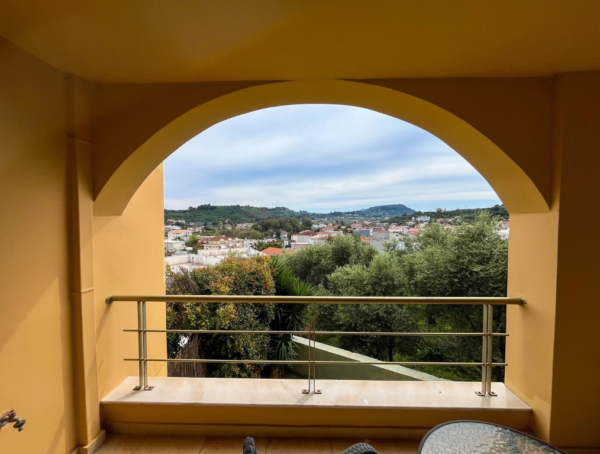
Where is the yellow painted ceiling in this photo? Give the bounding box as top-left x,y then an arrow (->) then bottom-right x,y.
1,1 -> 600,83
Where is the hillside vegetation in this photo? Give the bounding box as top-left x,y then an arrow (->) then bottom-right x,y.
385,204 -> 508,224
165,203 -> 415,225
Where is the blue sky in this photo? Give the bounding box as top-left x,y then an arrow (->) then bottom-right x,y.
163,105 -> 501,213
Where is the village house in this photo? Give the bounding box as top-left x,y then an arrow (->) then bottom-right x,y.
261,247 -> 294,256
236,223 -> 254,230
202,236 -> 248,250
389,225 -> 409,235
297,230 -> 319,243
290,243 -> 312,252
164,239 -> 186,253
167,229 -> 193,241
353,228 -> 373,237
407,227 -> 420,237
370,230 -> 390,252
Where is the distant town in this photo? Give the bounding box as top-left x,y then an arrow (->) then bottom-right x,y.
164,204 -> 509,270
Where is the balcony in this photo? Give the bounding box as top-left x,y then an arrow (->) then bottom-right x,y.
98,294 -> 530,444
4,12 -> 600,452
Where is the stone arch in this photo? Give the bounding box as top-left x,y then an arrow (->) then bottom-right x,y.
93,79 -> 549,216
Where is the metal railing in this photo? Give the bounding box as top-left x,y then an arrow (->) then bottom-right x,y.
105,295 -> 525,396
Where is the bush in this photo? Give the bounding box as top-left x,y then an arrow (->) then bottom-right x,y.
166,256 -> 275,378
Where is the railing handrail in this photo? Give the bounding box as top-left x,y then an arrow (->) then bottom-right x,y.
110,294 -> 524,396
106,294 -> 525,305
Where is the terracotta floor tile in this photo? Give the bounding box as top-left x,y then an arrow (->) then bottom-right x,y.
96,434 -> 144,454
137,436 -> 206,453
200,437 -> 267,454
266,438 -> 332,454
394,440 -> 419,454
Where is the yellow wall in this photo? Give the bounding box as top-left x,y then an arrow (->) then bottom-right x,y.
2,29 -> 600,451
93,165 -> 167,403
0,38 -> 166,452
0,38 -> 76,454
506,211 -> 559,441
92,80 -> 551,217
549,72 -> 600,448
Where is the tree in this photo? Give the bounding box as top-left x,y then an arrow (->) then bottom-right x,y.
326,254 -> 418,361
301,217 -> 313,230
291,212 -> 509,381
185,233 -> 199,249
166,255 -> 321,379
240,229 -> 264,240
166,256 -> 276,378
267,256 -> 321,376
257,242 -> 283,251
283,234 -> 377,288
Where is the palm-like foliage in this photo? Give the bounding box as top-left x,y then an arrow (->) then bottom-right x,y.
268,256 -> 319,368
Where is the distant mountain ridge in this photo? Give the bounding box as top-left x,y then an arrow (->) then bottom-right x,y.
165,203 -> 415,225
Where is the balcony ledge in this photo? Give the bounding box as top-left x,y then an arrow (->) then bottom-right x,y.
101,377 -> 531,438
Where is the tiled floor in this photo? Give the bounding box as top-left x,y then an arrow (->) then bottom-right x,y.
96,435 -> 420,454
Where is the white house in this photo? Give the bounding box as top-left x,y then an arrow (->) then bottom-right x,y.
298,230 -> 318,243
164,239 -> 186,253
168,229 -> 193,241
389,225 -> 409,234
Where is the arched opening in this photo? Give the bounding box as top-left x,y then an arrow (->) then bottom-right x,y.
161,103 -> 510,383
93,80 -> 549,217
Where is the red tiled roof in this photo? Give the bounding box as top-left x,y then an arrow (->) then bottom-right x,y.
262,247 -> 294,256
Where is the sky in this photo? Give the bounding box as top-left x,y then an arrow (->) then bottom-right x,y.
163,105 -> 501,213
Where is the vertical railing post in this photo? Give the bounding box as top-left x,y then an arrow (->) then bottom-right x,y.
486,304 -> 496,396
477,304 -> 488,396
134,301 -> 144,391
302,302 -> 312,394
477,304 -> 497,397
141,300 -> 153,391
313,301 -> 321,394
302,301 -> 320,394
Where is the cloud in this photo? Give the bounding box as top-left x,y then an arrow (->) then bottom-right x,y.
164,105 -> 501,212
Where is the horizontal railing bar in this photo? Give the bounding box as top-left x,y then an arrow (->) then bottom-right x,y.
124,329 -> 311,335
317,331 -> 508,337
124,329 -> 508,337
124,358 -> 507,367
107,294 -> 525,305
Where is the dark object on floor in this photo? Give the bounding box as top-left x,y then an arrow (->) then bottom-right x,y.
241,437 -> 379,454
243,437 -> 257,454
341,442 -> 379,454
418,421 -> 566,453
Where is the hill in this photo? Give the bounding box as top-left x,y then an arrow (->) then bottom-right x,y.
165,203 -> 415,225
384,204 -> 508,224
